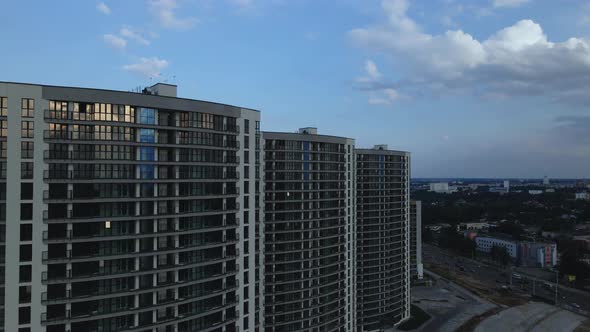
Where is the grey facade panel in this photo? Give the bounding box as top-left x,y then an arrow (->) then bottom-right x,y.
0,81 -> 263,332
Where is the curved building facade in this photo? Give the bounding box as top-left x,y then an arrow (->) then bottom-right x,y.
0,82 -> 263,332
355,145 -> 410,331
263,128 -> 355,332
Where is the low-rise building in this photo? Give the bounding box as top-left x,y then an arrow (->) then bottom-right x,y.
489,186 -> 509,194
573,235 -> 590,250
475,234 -> 519,258
425,223 -> 452,232
519,242 -> 558,268
529,190 -> 544,195
429,182 -> 457,193
575,192 -> 589,200
474,234 -> 557,267
457,222 -> 490,232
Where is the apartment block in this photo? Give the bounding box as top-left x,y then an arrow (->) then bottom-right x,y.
0,81 -> 413,332
410,201 -> 423,280
262,128 -> 356,332
0,82 -> 263,332
355,145 -> 410,331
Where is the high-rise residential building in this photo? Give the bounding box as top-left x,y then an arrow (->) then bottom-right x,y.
263,128 -> 356,332
355,145 -> 410,331
410,201 -> 423,280
0,82 -> 263,332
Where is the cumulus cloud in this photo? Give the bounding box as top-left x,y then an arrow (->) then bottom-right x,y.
358,60 -> 403,105
149,0 -> 197,29
97,2 -> 111,15
103,34 -> 127,50
361,60 -> 382,82
120,26 -> 150,45
368,88 -> 401,105
350,0 -> 590,105
493,0 -> 530,8
123,57 -> 169,77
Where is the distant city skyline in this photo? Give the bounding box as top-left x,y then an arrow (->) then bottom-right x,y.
2,0 -> 590,178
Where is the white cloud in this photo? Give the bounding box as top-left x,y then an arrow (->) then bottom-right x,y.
123,57 -> 169,77
368,89 -> 401,105
120,26 -> 150,45
103,34 -> 127,50
350,0 -> 590,105
149,0 -> 197,29
493,0 -> 530,8
358,60 -> 403,106
364,60 -> 381,81
97,2 -> 111,15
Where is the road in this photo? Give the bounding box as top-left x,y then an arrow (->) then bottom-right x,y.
423,243 -> 590,316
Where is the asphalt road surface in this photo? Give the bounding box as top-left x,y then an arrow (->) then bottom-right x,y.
423,243 -> 590,317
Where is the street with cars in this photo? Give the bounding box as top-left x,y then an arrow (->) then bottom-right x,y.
423,243 -> 590,317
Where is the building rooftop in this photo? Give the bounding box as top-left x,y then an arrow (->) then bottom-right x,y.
0,80 -> 260,113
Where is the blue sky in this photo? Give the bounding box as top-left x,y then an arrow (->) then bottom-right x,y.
1,0 -> 590,178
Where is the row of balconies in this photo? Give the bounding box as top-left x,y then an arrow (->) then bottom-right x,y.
43,150 -> 241,164
41,239 -> 234,263
44,110 -> 240,133
43,170 -> 240,181
43,187 -> 240,202
42,202 -> 239,221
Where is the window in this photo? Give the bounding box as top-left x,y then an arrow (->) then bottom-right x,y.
20,203 -> 32,220
244,166 -> 249,179
244,150 -> 249,164
21,162 -> 33,179
0,97 -> 6,117
18,306 -> 30,325
20,224 -> 32,241
19,286 -> 31,304
139,128 -> 155,143
139,108 -> 156,125
139,147 -> 155,161
0,120 -> 6,137
19,265 -> 31,282
244,135 -> 249,149
0,141 -> 6,158
244,119 -> 250,134
21,121 -> 34,138
19,244 -> 32,262
244,181 -> 249,194
21,141 -> 33,159
21,98 -> 34,118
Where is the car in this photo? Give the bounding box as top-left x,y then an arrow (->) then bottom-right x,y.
512,273 -> 523,280
571,303 -> 581,309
